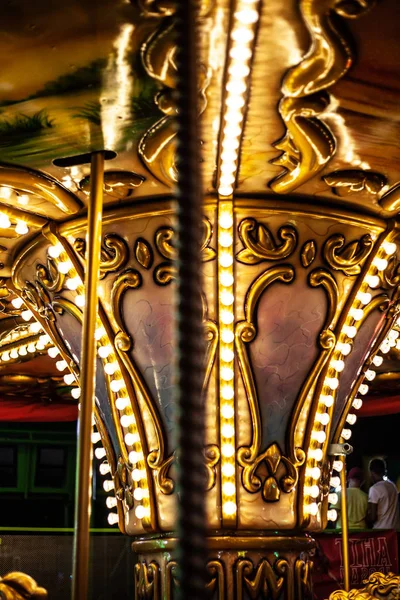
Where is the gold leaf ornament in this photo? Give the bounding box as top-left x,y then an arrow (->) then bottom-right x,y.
323,233 -> 373,275
301,240 -> 316,268
135,238 -> 153,269
236,218 -> 297,264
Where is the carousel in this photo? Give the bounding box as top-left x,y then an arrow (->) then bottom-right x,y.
0,0 -> 400,598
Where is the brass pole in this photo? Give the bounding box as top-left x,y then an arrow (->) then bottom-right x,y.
340,455 -> 350,591
72,151 -> 104,600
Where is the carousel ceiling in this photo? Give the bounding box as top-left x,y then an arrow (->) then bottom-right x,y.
0,0 -> 399,413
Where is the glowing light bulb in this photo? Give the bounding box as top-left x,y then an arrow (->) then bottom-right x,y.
220,272 -> 234,286
48,347 -> 60,358
221,329 -> 234,343
309,448 -> 323,461
372,355 -> 383,367
222,463 -> 235,477
221,367 -> 234,381
346,413 -> 357,425
336,342 -> 351,356
373,257 -> 388,271
330,476 -> 340,488
106,497 -> 117,509
11,297 -> 24,309
223,501 -> 236,515
316,412 -> 330,425
365,369 -> 376,381
306,485 -> 320,499
365,274 -> 380,288
75,295 -> 85,308
380,341 -> 391,354
0,213 -> 11,228
327,509 -> 337,522
357,291 -> 372,305
64,373 -> 75,385
103,480 -> 114,492
221,424 -> 234,438
91,432 -> 101,444
48,244 -> 63,259
30,322 -> 41,333
221,348 -> 234,362
231,27 -> 254,44
129,451 -> 143,465
219,213 -> 233,228
321,394 -> 334,408
382,241 -> 396,255
1,352 -> 9,361
332,461 -> 343,472
21,310 -> 33,322
56,360 -> 67,372
120,414 -> 135,428
125,432 -> 139,445
329,493 -> 338,505
95,327 -> 106,341
330,359 -> 345,372
223,482 -> 235,496
306,467 -> 321,479
220,291 -> 234,306
58,260 -> 73,275
326,377 -> 339,390
312,430 -> 326,444
132,469 -> 146,482
353,398 -> 363,410
19,346 -> 27,356
305,503 -> 318,516
110,379 -> 124,393
219,253 -> 233,268
219,232 -> 233,247
71,388 -> 81,399
221,404 -> 234,419
95,448 -> 106,460
349,308 -> 363,321
115,397 -> 129,411
342,325 -> 357,339
359,384 -> 369,395
133,488 -> 144,501
99,463 -> 111,476
0,187 -> 12,199
220,310 -> 234,325
15,221 -> 29,235
27,343 -> 36,353
389,329 -> 399,340
66,276 -> 81,291
36,342 -> 45,351
98,345 -> 112,359
222,444 -> 235,457
10,348 -> 18,359
341,428 -> 352,440
104,362 -> 118,375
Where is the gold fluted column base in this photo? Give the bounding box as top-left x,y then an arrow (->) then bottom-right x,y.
329,571 -> 400,599
132,534 -> 315,599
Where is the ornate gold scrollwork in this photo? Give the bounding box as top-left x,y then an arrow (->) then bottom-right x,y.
165,559 -> 225,600
135,239 -> 154,270
0,571 -> 47,599
74,233 -> 129,279
301,240 -> 317,268
114,456 -> 134,510
329,571 -> 400,599
323,233 -> 373,275
270,0 -> 377,194
236,265 -> 297,498
236,218 -> 298,264
36,257 -> 64,293
204,444 -> 220,491
295,558 -> 313,600
78,170 -> 145,200
135,561 -> 160,600
323,170 -> 387,197
236,557 -> 289,599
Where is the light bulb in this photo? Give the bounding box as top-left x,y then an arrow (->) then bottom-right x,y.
330,476 -> 340,488
27,343 -> 36,353
48,244 -> 63,259
39,334 -> 50,344
106,497 -> 117,509
326,377 -> 339,390
365,369 -> 376,381
219,253 -> 233,268
382,241 -> 396,255
1,352 -> 9,361
15,221 -> 29,235
365,274 -> 380,288
129,451 -> 143,464
321,394 -> 334,408
220,310 -> 234,325
221,424 -> 234,438
309,448 -> 323,461
10,348 -> 18,359
223,501 -> 236,515
98,345 -> 112,359
219,213 -> 233,228
0,213 -> 11,228
132,469 -> 146,482
330,359 -> 344,372
328,493 -> 338,505
353,398 -> 363,410
56,360 -> 67,371
221,330 -> 234,343
58,260 -> 73,275
332,461 -> 343,472
222,444 -> 235,457
221,404 -> 234,419
36,342 -> 45,351
349,308 -> 363,321
357,291 -> 372,305
115,397 -> 129,411
0,187 -> 12,199
328,509 -> 337,522
11,297 -> 24,309
316,412 -> 330,426
221,386 -> 234,400
110,379 -> 124,392
120,414 -> 135,428
66,276 -> 81,291
342,325 -> 357,339
99,463 -> 111,476
21,310 -> 33,322
222,463 -> 235,477
30,322 -> 41,333
372,355 -> 383,367
222,482 -> 235,496
389,329 -> 399,340
219,232 -> 233,247
103,480 -> 114,492
373,257 -> 388,271
220,291 -> 234,306
341,428 -> 352,440
19,346 -> 27,356
305,503 -> 318,516
336,342 -> 351,356
221,348 -> 234,362
95,448 -> 106,460
306,467 -> 321,479
312,430 -> 326,444
91,432 -> 101,444
359,384 -> 369,395
219,185 -> 233,197
346,413 -> 357,425
64,373 -> 75,385
231,26 -> 254,44
380,341 -> 391,354
71,387 -> 81,399
220,272 -> 234,286
75,295 -> 85,308
135,505 -> 148,520
104,362 -> 118,375
133,488 -> 144,501
95,327 -> 106,341
221,367 -> 234,381
307,485 -> 320,499
48,347 -> 60,358
125,432 -> 139,445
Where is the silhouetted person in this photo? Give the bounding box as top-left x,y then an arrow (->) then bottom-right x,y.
336,467 -> 368,530
367,458 -> 399,529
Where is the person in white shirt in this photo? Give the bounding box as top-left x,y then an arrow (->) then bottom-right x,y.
367,458 -> 399,529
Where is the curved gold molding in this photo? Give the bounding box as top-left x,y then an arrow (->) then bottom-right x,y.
0,571 -> 47,599
329,571 -> 400,599
323,233 -> 374,276
236,218 -> 298,264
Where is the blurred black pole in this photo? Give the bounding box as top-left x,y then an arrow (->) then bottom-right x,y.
174,1 -> 207,598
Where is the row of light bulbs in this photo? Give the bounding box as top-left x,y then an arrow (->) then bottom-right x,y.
0,187 -> 30,235
304,239 -> 397,521
48,241 -> 150,526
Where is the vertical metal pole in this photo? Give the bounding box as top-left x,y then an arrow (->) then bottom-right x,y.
72,151 -> 104,600
175,1 -> 207,599
340,455 -> 350,591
